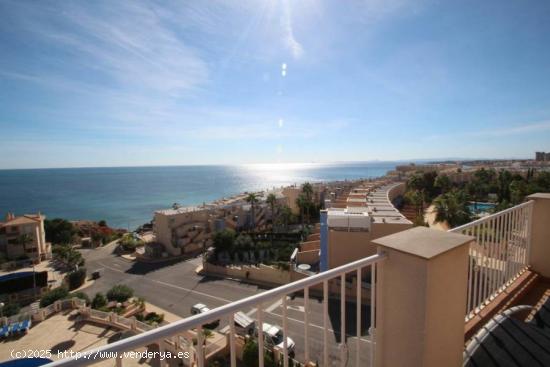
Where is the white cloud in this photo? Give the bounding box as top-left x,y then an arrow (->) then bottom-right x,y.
281,0 -> 304,59
0,1 -> 209,100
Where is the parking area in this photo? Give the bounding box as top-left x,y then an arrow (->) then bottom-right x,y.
81,244 -> 373,366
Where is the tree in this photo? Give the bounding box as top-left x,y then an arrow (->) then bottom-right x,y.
407,173 -> 426,192
53,244 -> 84,270
92,292 -> 108,309
301,182 -> 314,202
434,174 -> 451,195
242,339 -> 275,367
66,268 -> 87,290
120,235 -> 144,251
266,193 -> 278,226
510,180 -> 528,205
1,303 -> 20,317
212,229 -> 236,255
422,171 -> 438,201
45,218 -> 76,245
404,189 -> 424,216
497,170 -> 513,202
98,220 -> 107,227
300,182 -> 315,224
107,285 -> 134,302
296,193 -> 308,227
234,234 -> 254,252
277,205 -> 292,229
469,168 -> 498,202
433,190 -> 472,228
246,193 -> 259,229
40,287 -> 69,307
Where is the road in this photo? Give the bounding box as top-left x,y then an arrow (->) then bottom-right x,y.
81,243 -> 373,366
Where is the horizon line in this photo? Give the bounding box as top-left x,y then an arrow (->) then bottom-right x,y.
0,156 -> 534,171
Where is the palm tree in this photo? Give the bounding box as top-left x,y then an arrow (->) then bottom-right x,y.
17,234 -> 33,258
246,193 -> 259,229
300,182 -> 314,225
278,205 -> 292,230
296,193 -> 308,228
433,190 -> 472,228
266,193 -> 278,228
405,190 -> 424,217
302,182 -> 313,202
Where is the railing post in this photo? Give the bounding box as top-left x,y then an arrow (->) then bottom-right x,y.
526,194 -> 550,277
373,227 -> 473,367
159,341 -> 167,367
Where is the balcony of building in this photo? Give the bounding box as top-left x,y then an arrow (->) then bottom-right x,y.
43,193 -> 550,367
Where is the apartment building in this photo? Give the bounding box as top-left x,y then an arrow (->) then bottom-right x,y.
281,183 -> 329,215
320,181 -> 412,271
153,206 -> 213,257
0,212 -> 51,262
291,181 -> 413,273
153,192 -> 280,257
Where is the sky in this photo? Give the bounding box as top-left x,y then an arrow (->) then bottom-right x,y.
1,0 -> 550,169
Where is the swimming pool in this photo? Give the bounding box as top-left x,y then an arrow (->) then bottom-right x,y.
469,202 -> 496,214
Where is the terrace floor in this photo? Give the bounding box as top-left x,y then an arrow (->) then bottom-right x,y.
465,276 -> 550,367
0,311 -> 176,367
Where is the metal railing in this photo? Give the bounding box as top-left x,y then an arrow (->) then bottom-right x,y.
449,200 -> 534,320
45,252 -> 386,367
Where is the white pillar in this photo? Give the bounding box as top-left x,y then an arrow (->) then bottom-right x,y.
373,227 -> 473,367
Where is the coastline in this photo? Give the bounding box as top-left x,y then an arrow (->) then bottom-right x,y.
0,163 -> 398,230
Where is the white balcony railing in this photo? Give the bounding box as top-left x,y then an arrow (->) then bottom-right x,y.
46,253 -> 386,367
449,200 -> 534,320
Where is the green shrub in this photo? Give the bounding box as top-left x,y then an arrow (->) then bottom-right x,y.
207,357 -> 227,367
53,244 -> 84,269
119,234 -> 144,251
40,287 -> 69,307
2,303 -> 20,317
242,339 -> 276,367
91,293 -> 107,309
142,312 -> 164,325
66,267 -> 86,290
213,229 -> 236,254
106,285 -> 134,302
45,218 -> 76,245
243,339 -> 260,367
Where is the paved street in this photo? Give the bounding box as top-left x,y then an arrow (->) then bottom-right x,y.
81,243 -> 373,366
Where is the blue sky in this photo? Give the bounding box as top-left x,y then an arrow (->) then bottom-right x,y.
1,0 -> 550,169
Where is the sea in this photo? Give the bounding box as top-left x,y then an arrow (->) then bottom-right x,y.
0,162 -> 403,230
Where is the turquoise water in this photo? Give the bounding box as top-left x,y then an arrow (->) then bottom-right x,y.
468,202 -> 496,214
0,162 -> 399,229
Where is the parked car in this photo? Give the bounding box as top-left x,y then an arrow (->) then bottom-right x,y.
191,303 -> 219,328
257,323 -> 295,355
